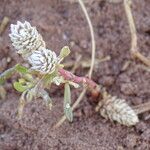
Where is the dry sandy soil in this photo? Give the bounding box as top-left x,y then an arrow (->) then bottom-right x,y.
0,0 -> 150,149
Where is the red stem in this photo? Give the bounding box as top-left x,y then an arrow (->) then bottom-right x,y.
58,68 -> 98,90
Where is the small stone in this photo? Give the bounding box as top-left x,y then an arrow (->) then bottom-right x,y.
80,40 -> 88,49
132,97 -> 143,105
125,134 -> 138,148
70,41 -> 75,47
62,33 -> 68,41
83,105 -> 93,117
117,145 -> 124,150
141,129 -> 150,141
6,57 -> 11,63
102,76 -> 115,87
74,109 -> 83,118
135,122 -> 147,134
120,83 -> 137,96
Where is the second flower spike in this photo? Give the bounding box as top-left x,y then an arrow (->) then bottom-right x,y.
28,47 -> 59,74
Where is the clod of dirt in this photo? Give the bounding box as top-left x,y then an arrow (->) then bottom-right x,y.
124,133 -> 139,149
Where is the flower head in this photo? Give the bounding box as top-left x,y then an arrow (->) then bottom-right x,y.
9,21 -> 45,58
28,47 -> 59,74
99,96 -> 139,126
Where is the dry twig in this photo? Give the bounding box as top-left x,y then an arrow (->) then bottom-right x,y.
0,17 -> 9,35
64,55 -> 111,69
133,101 -> 150,115
124,0 -> 150,67
71,54 -> 82,73
77,0 -> 96,78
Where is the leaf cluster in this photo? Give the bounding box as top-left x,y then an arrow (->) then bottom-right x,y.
0,46 -> 75,121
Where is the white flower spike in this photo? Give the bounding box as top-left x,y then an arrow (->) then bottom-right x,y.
28,47 -> 59,74
99,96 -> 139,126
9,21 -> 45,58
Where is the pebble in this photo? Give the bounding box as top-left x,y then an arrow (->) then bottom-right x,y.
141,129 -> 150,141
102,76 -> 115,87
120,83 -> 138,96
135,122 -> 147,134
80,40 -> 88,49
125,133 -> 138,148
132,97 -> 143,105
83,105 -> 93,117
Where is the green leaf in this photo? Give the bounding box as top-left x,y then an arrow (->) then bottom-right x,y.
64,105 -> 73,122
60,46 -> 70,58
64,83 -> 73,122
0,77 -> 4,85
18,78 -> 26,84
13,82 -> 28,92
0,67 -> 16,85
64,83 -> 71,104
15,64 -> 28,74
43,72 -> 57,87
23,74 -> 33,82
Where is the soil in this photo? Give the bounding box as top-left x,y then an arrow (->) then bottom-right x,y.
0,0 -> 150,149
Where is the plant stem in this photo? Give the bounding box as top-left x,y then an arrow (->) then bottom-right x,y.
58,68 -> 100,92
78,0 -> 96,78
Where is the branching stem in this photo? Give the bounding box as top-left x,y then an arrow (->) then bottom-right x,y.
124,0 -> 150,67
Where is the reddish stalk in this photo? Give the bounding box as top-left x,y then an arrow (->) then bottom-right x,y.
58,68 -> 100,92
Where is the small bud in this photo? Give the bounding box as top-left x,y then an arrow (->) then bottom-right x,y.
60,46 -> 70,58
